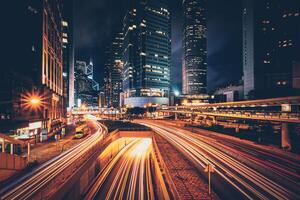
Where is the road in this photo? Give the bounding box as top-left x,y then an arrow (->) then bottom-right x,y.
0,119 -> 106,200
85,138 -> 156,200
138,120 -> 300,200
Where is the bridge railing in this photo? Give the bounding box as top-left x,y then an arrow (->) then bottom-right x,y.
159,109 -> 300,123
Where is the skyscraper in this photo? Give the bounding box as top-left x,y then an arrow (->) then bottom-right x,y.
122,0 -> 171,107
182,0 -> 207,95
74,60 -> 99,107
62,0 -> 75,109
243,0 -> 300,99
104,32 -> 124,108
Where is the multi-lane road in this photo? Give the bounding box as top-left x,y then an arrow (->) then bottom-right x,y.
2,118 -> 300,200
0,119 -> 106,200
138,120 -> 300,200
85,138 -> 156,200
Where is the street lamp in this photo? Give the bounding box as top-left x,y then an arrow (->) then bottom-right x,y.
29,97 -> 41,106
22,91 -> 44,111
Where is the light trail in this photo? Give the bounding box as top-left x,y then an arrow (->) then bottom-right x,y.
86,138 -> 155,200
0,119 -> 106,200
139,120 -> 300,200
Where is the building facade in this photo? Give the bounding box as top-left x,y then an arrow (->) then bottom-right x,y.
122,0 -> 171,107
1,0 -> 64,141
62,0 -> 75,109
182,0 -> 207,95
104,32 -> 124,108
243,0 -> 300,99
213,83 -> 244,102
74,60 -> 99,107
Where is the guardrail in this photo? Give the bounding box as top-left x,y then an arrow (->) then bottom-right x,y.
160,109 -> 300,123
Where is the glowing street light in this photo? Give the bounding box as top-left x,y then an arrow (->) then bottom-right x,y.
30,97 -> 41,106
22,91 -> 44,110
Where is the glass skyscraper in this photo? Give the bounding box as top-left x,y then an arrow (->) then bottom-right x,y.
243,0 -> 300,99
104,32 -> 124,108
62,0 -> 75,109
122,0 -> 171,107
182,0 -> 207,95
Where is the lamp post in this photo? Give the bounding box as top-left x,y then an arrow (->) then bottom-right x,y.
0,92 -> 42,161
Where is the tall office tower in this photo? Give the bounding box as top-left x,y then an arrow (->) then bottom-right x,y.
122,0 -> 171,107
86,59 -> 94,80
1,0 -> 64,140
75,61 -> 99,93
104,32 -> 124,108
243,0 -> 300,99
62,0 -> 75,109
104,45 -> 112,108
182,0 -> 207,95
74,60 -> 99,107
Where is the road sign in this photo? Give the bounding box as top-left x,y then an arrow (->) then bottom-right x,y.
204,163 -> 215,173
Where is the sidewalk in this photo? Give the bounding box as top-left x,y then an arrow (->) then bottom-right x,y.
29,125 -> 83,164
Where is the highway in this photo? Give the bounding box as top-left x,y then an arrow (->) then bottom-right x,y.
138,120 -> 300,200
85,138 -> 156,200
0,119 -> 106,200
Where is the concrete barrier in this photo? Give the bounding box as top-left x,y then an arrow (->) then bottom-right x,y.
50,129 -> 153,200
151,137 -> 180,200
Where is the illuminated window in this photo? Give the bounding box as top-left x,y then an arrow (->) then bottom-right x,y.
62,21 -> 68,27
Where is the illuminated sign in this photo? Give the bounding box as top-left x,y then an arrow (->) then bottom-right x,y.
29,121 -> 42,129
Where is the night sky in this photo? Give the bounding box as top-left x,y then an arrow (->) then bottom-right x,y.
74,0 -> 242,93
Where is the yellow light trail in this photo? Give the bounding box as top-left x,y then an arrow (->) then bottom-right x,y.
86,138 -> 155,200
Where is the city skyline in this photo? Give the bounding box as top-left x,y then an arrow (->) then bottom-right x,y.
1,1 -> 300,200
74,0 -> 243,93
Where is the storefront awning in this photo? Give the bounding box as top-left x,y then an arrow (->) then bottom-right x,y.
0,133 -> 26,146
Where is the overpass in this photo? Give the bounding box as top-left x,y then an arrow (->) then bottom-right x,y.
157,96 -> 300,150
158,96 -> 300,123
70,107 -> 120,116
71,97 -> 300,124
69,97 -> 300,150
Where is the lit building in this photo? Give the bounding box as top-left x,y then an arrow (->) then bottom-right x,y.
182,0 -> 207,95
104,32 -> 124,108
213,83 -> 244,102
243,0 -> 300,99
122,0 -> 171,107
1,0 -> 64,141
86,60 -> 94,80
62,0 -> 75,109
74,60 -> 99,107
98,91 -> 106,108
